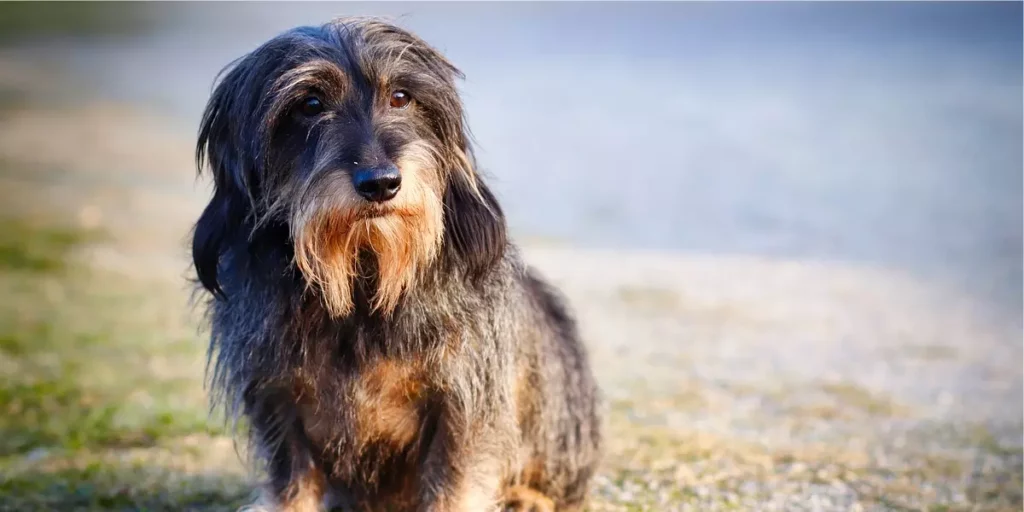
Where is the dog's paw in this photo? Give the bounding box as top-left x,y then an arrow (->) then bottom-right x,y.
502,486 -> 555,512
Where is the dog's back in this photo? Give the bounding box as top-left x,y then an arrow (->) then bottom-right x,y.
512,269 -> 603,509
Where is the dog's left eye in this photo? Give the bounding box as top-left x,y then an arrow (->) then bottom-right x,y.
389,90 -> 411,109
300,96 -> 324,117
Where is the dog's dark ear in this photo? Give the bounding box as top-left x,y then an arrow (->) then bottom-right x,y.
192,188 -> 245,299
192,58 -> 259,299
442,169 -> 508,281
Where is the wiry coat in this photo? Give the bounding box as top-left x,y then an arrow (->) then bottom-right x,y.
191,17 -> 602,512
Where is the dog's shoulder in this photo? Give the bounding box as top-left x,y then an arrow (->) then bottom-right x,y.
514,264 -> 578,345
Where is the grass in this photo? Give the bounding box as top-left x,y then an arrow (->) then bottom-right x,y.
0,221 -> 215,453
0,217 -> 93,274
1,443 -> 253,512
0,216 -> 248,511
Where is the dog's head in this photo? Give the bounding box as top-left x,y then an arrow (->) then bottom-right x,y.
193,17 -> 506,317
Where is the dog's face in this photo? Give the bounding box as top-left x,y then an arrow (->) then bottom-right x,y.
192,18 -> 506,317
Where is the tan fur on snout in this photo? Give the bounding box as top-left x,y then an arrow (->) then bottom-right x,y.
292,142 -> 444,317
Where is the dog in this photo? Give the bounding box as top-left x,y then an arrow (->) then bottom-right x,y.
191,17 -> 602,512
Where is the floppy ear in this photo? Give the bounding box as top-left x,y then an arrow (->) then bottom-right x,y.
192,188 -> 245,299
191,59 -> 258,299
442,168 -> 508,282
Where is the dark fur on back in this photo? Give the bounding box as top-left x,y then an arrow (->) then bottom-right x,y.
191,17 -> 601,511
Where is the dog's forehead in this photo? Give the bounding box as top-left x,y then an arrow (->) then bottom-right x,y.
260,19 -> 458,87
273,21 -> 418,65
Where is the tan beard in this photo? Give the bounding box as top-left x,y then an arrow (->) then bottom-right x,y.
292,161 -> 443,318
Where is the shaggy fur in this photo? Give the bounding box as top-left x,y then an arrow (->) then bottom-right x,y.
191,17 -> 602,512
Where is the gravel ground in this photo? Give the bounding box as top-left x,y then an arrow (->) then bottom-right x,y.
534,247 -> 1021,510
0,59 -> 1020,511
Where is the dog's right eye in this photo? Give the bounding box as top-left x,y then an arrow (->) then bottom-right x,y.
299,96 -> 324,117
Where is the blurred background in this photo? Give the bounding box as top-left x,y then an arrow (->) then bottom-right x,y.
0,2 -> 1020,511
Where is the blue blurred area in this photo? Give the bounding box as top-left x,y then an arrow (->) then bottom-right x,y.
6,2 -> 1021,311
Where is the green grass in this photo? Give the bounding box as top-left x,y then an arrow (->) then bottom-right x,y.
0,217 -> 92,273
0,216 -> 246,511
0,220 -> 217,454
1,454 -> 252,512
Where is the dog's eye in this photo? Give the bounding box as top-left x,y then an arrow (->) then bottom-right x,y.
300,96 -> 324,117
389,90 -> 411,109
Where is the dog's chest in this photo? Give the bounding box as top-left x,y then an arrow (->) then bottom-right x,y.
297,359 -> 429,451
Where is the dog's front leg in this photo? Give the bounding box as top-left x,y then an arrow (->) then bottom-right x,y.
258,440 -> 327,512
250,430 -> 328,512
245,397 -> 328,512
417,415 -> 506,512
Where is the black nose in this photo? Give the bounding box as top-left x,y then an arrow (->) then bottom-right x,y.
351,165 -> 401,202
